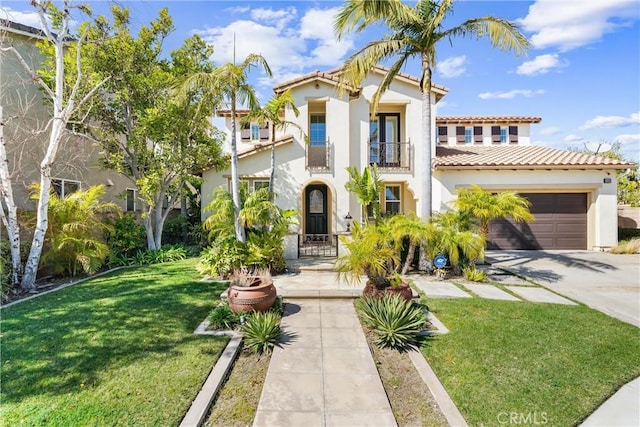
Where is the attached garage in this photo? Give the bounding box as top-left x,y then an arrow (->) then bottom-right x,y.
488,193 -> 588,250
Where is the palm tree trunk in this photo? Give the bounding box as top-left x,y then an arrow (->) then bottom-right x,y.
229,95 -> 245,243
269,127 -> 275,200
418,60 -> 433,271
401,242 -> 417,275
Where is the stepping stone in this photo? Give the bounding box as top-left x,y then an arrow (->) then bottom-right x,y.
461,284 -> 521,301
413,280 -> 472,298
488,274 -> 531,286
506,286 -> 577,305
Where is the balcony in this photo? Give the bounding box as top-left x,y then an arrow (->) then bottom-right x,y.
306,141 -> 331,171
368,141 -> 411,171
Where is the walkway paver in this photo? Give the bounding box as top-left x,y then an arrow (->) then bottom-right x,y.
580,377 -> 640,426
461,283 -> 521,301
505,286 -> 577,305
412,280 -> 472,298
253,299 -> 396,427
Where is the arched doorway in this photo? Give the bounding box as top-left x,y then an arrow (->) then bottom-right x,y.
305,184 -> 328,236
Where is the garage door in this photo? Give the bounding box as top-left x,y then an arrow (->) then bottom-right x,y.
488,193 -> 587,250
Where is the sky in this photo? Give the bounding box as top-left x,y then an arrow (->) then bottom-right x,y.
2,0 -> 639,162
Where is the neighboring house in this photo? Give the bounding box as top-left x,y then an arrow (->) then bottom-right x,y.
202,66 -> 634,257
0,20 -> 136,213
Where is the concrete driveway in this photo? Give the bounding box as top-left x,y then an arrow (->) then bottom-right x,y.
486,250 -> 640,327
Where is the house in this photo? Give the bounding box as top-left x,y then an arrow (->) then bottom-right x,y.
0,20 -> 135,213
201,66 -> 634,257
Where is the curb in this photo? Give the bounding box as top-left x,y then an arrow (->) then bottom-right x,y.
180,333 -> 243,427
408,348 -> 468,427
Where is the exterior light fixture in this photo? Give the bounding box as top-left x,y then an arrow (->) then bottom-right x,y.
345,212 -> 353,232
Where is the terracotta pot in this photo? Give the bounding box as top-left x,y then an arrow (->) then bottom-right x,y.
363,280 -> 413,302
227,280 -> 277,313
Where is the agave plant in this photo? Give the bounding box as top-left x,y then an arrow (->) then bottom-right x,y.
355,294 -> 427,349
242,311 -> 282,354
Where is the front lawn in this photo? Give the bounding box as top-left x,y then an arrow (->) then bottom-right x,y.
421,298 -> 640,426
1,259 -> 229,426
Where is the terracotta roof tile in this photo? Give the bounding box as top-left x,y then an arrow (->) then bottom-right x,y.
237,134 -> 294,159
272,70 -> 343,92
434,145 -> 635,170
436,116 -> 542,124
216,109 -> 251,117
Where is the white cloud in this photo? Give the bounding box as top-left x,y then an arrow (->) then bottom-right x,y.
615,134 -> 640,143
225,6 -> 250,14
516,54 -> 567,76
437,56 -> 467,78
196,6 -> 353,88
478,89 -> 545,100
518,0 -> 639,52
538,126 -> 561,136
250,7 -> 296,29
0,7 -> 46,28
580,112 -> 640,130
564,134 -> 585,142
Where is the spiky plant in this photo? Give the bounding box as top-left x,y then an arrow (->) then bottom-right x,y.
242,311 -> 282,354
355,294 -> 427,349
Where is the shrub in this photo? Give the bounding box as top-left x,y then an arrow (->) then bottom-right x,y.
242,311 -> 282,354
108,245 -> 189,267
106,214 -> 146,259
610,238 -> 640,254
196,237 -> 247,279
39,185 -> 118,276
162,215 -> 189,245
619,228 -> 640,242
463,266 -> 487,282
355,294 -> 428,350
208,303 -> 241,330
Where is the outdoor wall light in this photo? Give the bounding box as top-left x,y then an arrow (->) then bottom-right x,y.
345,212 -> 353,232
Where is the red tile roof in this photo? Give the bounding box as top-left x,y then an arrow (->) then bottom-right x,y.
434,145 -> 635,170
237,134 -> 294,159
216,109 -> 251,117
437,116 -> 542,124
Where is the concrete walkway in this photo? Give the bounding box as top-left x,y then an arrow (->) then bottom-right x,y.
253,298 -> 397,426
580,377 -> 640,426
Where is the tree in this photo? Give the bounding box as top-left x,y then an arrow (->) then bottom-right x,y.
388,212 -> 434,274
453,184 -> 534,238
570,141 -> 640,207
242,89 -> 304,197
181,54 -> 272,243
1,1 -> 108,289
81,8 -> 226,250
344,164 -> 382,223
334,0 -> 529,221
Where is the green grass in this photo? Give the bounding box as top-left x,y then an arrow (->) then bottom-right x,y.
1,259 -> 229,426
421,298 -> 640,426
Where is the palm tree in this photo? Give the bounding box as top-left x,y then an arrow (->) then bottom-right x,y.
334,0 -> 530,222
388,213 -> 435,274
453,184 -> 534,238
344,164 -> 382,223
181,54 -> 272,243
242,89 -> 305,198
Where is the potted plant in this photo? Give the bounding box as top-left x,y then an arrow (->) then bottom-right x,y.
227,267 -> 277,313
335,221 -> 413,301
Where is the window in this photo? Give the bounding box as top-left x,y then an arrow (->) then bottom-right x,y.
473,126 -> 483,144
51,178 -> 80,198
253,180 -> 270,192
437,126 -> 447,145
384,185 -> 401,215
464,127 -> 473,144
509,126 -> 518,143
126,189 -> 136,212
491,126 -> 501,144
456,126 -> 465,144
500,127 -> 508,144
251,124 -> 260,141
309,113 -> 326,146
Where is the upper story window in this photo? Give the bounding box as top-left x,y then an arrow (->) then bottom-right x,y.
309,113 -> 326,146
464,127 -> 473,144
241,122 -> 269,142
500,127 -> 508,144
52,178 -> 80,198
456,126 -> 465,144
474,126 -> 483,144
437,126 -> 447,145
509,126 -> 518,144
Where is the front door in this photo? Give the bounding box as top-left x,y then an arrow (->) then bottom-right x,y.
305,184 -> 328,236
